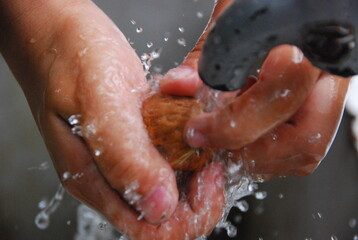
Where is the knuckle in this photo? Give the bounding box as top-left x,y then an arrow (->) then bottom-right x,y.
105,158 -> 148,193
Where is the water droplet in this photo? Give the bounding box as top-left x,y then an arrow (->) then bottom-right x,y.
177,38 -> 187,47
78,47 -> 89,57
146,42 -> 153,48
66,220 -> 71,225
130,19 -> 136,25
292,46 -> 304,63
123,182 -> 142,205
137,212 -> 145,221
35,185 -> 65,230
235,200 -> 249,212
62,172 -> 71,181
178,27 -> 185,33
349,218 -> 357,228
255,191 -> 267,200
330,235 -> 338,240
250,183 -> 259,191
279,89 -> 291,98
97,222 -> 107,231
230,121 -> 236,128
270,132 -> 278,141
196,11 -> 204,18
163,32 -> 170,42
71,126 -> 83,136
308,133 -> 322,143
38,199 -> 48,209
153,64 -> 163,73
28,161 -> 50,171
72,172 -> 84,179
94,149 -> 102,157
354,235 -> 358,240
225,223 -> 237,238
68,114 -> 82,125
127,38 -> 134,45
187,128 -> 195,139
136,27 -> 143,33
35,212 -> 49,230
278,193 -> 284,199
151,48 -> 162,59
84,123 -> 97,138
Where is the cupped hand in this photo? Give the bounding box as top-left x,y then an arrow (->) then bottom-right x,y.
160,0 -> 350,178
0,0 -> 225,239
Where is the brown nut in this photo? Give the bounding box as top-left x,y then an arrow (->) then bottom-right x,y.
142,93 -> 212,170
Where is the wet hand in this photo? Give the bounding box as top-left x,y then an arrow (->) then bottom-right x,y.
0,0 -> 225,239
160,0 -> 350,178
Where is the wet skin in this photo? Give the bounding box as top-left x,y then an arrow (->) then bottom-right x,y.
161,0 -> 350,178
0,0 -> 350,239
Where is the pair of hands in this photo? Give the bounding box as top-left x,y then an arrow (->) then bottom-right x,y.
0,0 -> 349,239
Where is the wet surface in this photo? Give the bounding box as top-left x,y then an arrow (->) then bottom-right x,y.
1,0 -> 358,239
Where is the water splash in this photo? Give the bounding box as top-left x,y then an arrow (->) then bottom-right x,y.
214,156 -> 254,238
330,235 -> 338,240
140,48 -> 162,80
35,185 -> 66,230
28,161 -> 50,171
349,218 -> 357,228
68,114 -> 82,125
195,85 -> 224,112
123,181 -> 142,206
177,38 -> 187,47
74,204 -> 122,240
196,12 -> 204,18
254,191 -> 267,200
68,114 -> 83,136
146,42 -> 153,48
164,32 -> 170,42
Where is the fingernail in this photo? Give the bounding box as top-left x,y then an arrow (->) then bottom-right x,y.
162,66 -> 197,82
136,186 -> 172,225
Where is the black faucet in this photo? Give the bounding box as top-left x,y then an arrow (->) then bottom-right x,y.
199,0 -> 358,91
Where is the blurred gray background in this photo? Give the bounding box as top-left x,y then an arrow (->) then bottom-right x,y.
1,0 -> 358,239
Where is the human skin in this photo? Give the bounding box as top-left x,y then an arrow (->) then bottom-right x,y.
0,0 -> 350,239
161,0 -> 350,178
0,0 -> 226,239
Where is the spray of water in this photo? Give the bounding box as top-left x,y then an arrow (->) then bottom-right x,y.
34,185 -> 66,230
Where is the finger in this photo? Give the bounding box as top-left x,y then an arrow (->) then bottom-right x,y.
160,0 -> 234,97
43,71 -> 226,240
40,112 -> 144,234
238,73 -> 350,177
132,161 -> 226,240
160,66 -> 202,96
185,45 -> 321,149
